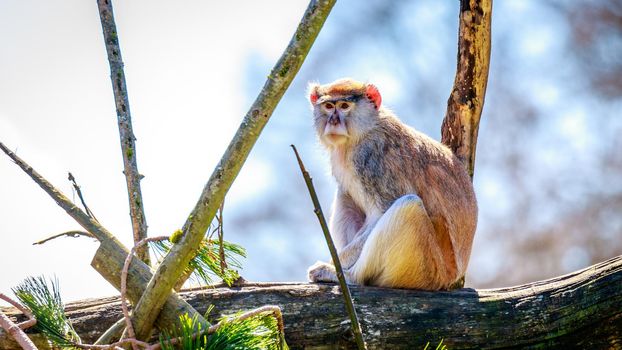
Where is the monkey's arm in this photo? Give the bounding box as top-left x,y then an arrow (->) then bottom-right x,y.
329,189 -> 365,251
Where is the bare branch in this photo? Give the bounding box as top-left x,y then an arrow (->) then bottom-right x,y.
126,0 -> 337,340
0,294 -> 37,350
120,236 -> 169,342
0,141 -> 206,338
96,0 -> 150,266
0,141 -> 114,244
441,0 -> 493,179
291,145 -> 366,350
33,230 -> 93,246
217,202 -> 226,275
68,172 -> 99,222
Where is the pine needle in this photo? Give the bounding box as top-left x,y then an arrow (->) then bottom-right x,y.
159,310 -> 287,350
423,339 -> 447,350
12,276 -> 81,348
150,238 -> 245,286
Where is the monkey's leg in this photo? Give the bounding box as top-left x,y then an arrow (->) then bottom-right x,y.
307,220 -> 376,283
346,194 -> 448,289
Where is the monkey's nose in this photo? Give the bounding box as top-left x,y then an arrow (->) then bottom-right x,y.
328,115 -> 340,125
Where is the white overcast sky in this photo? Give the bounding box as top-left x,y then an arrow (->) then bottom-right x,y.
0,0 -> 312,303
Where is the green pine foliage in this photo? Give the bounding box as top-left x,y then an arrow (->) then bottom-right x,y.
151,238 -> 246,286
160,311 -> 288,350
12,276 -> 80,348
424,339 -> 447,350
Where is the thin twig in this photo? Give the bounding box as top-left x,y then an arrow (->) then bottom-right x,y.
126,0 -> 336,340
94,318 -> 126,346
33,230 -> 93,245
0,293 -> 36,330
96,0 -> 150,266
0,141 -> 113,244
217,202 -> 226,274
71,337 -> 150,350
120,236 -> 169,344
290,145 -> 367,350
0,293 -> 38,350
68,172 -> 99,221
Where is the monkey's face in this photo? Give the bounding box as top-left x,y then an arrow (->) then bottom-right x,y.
308,78 -> 382,147
317,99 -> 353,145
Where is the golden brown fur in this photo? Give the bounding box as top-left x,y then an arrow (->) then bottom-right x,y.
307,78 -> 477,290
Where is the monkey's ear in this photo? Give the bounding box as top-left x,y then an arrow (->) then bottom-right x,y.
308,83 -> 320,105
366,84 -> 382,109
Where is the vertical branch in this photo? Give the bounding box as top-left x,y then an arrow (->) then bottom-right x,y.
217,202 -> 226,275
127,0 -> 337,340
291,145 -> 367,350
96,0 -> 150,265
441,0 -> 493,179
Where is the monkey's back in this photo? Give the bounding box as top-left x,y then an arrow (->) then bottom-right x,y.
351,111 -> 478,279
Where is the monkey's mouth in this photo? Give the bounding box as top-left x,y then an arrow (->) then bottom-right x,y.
324,133 -> 349,145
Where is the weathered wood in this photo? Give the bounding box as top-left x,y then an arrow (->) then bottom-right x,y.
441,0 -> 492,179
2,256 -> 620,349
96,0 -> 150,265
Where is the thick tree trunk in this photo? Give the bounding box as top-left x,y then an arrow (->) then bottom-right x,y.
2,256 -> 620,349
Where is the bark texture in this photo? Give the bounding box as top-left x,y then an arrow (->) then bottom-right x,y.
97,0 -> 150,265
441,0 -> 492,178
2,256 -> 620,349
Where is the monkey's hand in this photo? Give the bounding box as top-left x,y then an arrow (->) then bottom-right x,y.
307,261 -> 339,283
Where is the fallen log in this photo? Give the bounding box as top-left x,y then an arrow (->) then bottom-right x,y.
2,255 -> 621,349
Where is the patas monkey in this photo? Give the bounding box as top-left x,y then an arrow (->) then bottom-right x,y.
307,78 -> 477,290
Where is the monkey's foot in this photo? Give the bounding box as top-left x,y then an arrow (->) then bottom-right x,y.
307,261 -> 339,283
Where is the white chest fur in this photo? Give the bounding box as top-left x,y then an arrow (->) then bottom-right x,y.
330,147 -> 379,218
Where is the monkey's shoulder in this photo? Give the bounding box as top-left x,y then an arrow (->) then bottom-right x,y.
353,118 -> 452,169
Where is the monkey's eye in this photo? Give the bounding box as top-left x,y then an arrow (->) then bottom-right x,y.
339,102 -> 351,110
323,102 -> 335,110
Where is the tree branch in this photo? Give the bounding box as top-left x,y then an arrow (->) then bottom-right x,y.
291,145 -> 366,350
3,256 -> 620,349
32,231 -> 93,246
96,0 -> 150,266
0,141 -> 206,338
68,172 -> 99,222
441,0 -> 492,179
0,293 -> 37,350
126,0 -> 337,340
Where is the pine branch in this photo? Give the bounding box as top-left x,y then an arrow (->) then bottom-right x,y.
96,0 -> 150,266
151,238 -> 245,287
126,0 -> 337,340
12,277 -> 80,348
